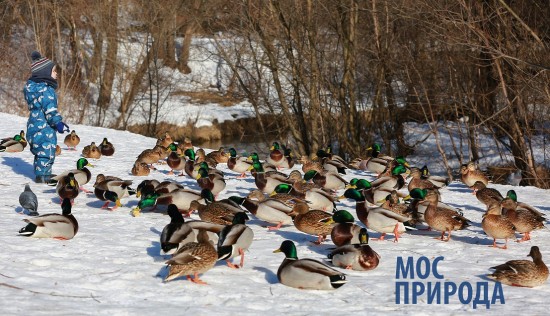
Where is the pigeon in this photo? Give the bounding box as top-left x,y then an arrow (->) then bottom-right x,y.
19,184 -> 38,216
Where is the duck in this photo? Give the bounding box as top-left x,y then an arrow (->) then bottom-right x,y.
298,155 -> 325,174
51,158 -> 93,193
164,229 -> 218,284
136,146 -> 164,168
482,202 -> 516,249
183,148 -> 201,178
303,170 -> 348,191
160,204 -> 223,255
56,172 -> 79,202
18,198 -> 78,239
19,184 -> 39,216
292,202 -> 334,244
500,194 -> 545,242
347,178 -> 408,206
460,161 -> 489,188
377,157 -> 411,179
98,137 -> 115,156
131,160 -> 150,176
407,167 -> 437,192
1,130 -> 26,146
329,210 -> 363,247
228,195 -> 294,230
419,188 -> 470,241
316,147 -> 347,174
63,130 -> 80,151
273,240 -> 348,290
217,212 -> 254,268
227,147 -> 253,178
188,199 -> 245,225
0,133 -> 27,152
273,183 -> 336,212
206,146 -> 230,164
196,167 -> 226,197
156,132 -> 173,149
93,174 -> 135,210
369,164 -> 407,190
152,180 -> 185,194
472,181 -> 503,207
166,143 -> 186,176
249,152 -> 277,172
380,190 -> 410,218
249,161 -> 293,194
328,228 -> 380,271
177,137 -> 193,153
487,246 -> 549,287
131,188 -> 211,217
82,142 -> 101,159
266,141 -> 286,169
349,143 -> 396,174
419,165 -> 449,188
343,188 -> 411,242
249,188 -> 307,208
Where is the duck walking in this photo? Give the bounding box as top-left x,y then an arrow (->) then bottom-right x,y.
488,246 -> 549,287
217,212 -> 254,269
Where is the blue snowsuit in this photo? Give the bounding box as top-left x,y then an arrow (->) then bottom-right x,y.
23,80 -> 63,177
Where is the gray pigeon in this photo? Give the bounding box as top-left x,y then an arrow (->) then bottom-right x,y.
19,184 -> 38,216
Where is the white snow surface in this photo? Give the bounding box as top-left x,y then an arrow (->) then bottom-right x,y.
0,112 -> 549,315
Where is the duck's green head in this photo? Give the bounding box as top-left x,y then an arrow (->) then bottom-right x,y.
138,193 -> 158,208
200,189 -> 215,203
229,148 -> 237,158
409,188 -> 427,200
197,167 -> 209,179
249,152 -> 260,162
76,157 -> 91,170
506,190 -> 517,202
104,191 -> 119,203
184,148 -> 195,161
332,210 -> 355,223
232,212 -> 249,225
316,149 -> 329,158
368,143 -> 382,157
250,161 -> 264,172
199,162 -> 209,170
392,164 -> 408,176
358,228 -> 369,244
355,179 -> 372,190
61,198 -> 72,215
271,142 -> 281,150
273,240 -> 298,259
273,183 -> 292,194
14,135 -> 23,142
303,170 -> 318,181
168,143 -> 178,152
228,196 -> 245,205
395,156 -> 409,167
343,188 -> 365,201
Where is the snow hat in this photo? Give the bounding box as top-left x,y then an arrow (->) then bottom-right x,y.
30,51 -> 55,76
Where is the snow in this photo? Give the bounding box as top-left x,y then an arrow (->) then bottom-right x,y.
0,111 -> 549,315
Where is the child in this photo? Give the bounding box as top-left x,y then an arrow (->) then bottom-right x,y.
23,51 -> 69,183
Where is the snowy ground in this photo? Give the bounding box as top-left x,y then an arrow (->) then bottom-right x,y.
0,112 -> 549,315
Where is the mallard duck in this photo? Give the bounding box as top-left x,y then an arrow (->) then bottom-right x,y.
369,164 -> 407,190
52,158 -> 93,193
298,155 -> 325,174
274,240 -> 348,290
487,246 -> 549,287
420,189 -> 470,241
349,143 -> 397,174
217,212 -> 254,268
164,229 -> 218,284
378,157 -> 411,179
407,167 -> 437,192
98,137 -> 115,156
292,202 -> 334,244
472,181 -> 503,207
273,183 -> 336,212
82,142 -> 101,159
153,180 -> 185,194
501,194 -> 545,242
206,146 -> 230,164
156,132 -> 173,149
460,161 -> 489,188
1,130 -> 26,146
136,146 -> 164,168
93,174 -> 135,210
136,179 -> 161,198
195,148 -> 207,164
303,170 -> 348,191
18,198 -> 78,239
188,199 -> 244,225
56,172 -> 79,202
177,137 -> 193,153
482,203 -> 516,249
328,228 -> 380,271
228,195 -> 294,230
19,184 -> 38,216
266,142 -> 287,169
249,161 -> 293,194
131,188 -> 211,217
196,167 -> 226,197
419,165 -> 449,188
249,188 -> 306,208
343,188 -> 411,242
329,210 -> 363,247
63,130 -> 80,151
348,178 -> 408,206
380,190 -> 410,218
166,143 -> 186,176
0,133 -> 26,152
227,148 -> 253,178
316,147 -> 347,174
131,160 -> 150,176
160,204 -> 223,255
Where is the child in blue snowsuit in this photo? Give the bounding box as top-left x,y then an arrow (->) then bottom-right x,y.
23,51 -> 69,183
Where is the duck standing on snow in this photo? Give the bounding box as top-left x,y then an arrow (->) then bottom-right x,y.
63,130 -> 80,151
273,240 -> 348,290
56,172 -> 79,203
330,210 -> 363,247
19,184 -> 39,216
93,174 -> 135,210
18,198 -> 78,240
500,194 -> 546,242
488,246 -> 549,287
460,161 -> 489,188
292,202 -> 334,245
217,212 -> 254,269
328,228 -> 380,271
51,158 -> 93,193
227,147 -> 253,178
482,203 -> 516,249
164,229 -> 218,285
82,141 -> 101,159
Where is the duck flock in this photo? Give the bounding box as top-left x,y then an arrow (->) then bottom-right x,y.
2,125 -> 549,297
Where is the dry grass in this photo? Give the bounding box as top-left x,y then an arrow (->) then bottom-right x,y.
171,90 -> 244,107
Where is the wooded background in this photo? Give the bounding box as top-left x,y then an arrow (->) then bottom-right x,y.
0,0 -> 549,186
